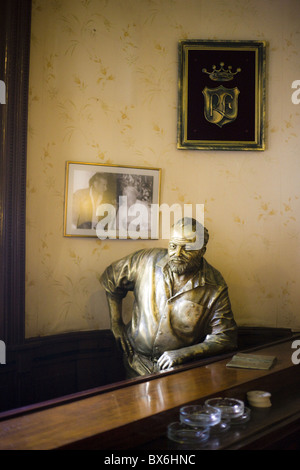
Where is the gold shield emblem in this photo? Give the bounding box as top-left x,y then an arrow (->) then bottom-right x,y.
202,85 -> 240,128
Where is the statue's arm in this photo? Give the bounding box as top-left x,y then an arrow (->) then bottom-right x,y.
100,251 -> 146,356
105,293 -> 133,358
157,336 -> 234,370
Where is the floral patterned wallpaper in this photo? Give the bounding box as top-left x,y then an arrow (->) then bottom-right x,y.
26,0 -> 300,337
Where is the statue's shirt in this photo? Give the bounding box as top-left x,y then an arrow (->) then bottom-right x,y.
101,248 -> 237,360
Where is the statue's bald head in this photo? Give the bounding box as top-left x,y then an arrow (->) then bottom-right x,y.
170,217 -> 209,251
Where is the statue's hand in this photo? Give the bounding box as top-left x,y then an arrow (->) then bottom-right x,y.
112,324 -> 133,358
157,349 -> 185,371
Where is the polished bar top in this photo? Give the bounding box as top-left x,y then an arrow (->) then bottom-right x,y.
0,338 -> 298,450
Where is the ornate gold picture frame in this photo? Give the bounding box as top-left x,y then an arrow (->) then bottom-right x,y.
64,162 -> 161,239
177,39 -> 266,151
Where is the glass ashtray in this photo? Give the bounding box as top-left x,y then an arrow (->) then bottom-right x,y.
230,406 -> 251,425
209,418 -> 231,435
167,421 -> 210,444
180,404 -> 221,428
205,397 -> 244,420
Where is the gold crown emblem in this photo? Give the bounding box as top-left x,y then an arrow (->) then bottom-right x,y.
202,62 -> 241,81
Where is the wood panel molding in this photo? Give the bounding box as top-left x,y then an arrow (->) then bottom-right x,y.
0,0 -> 31,345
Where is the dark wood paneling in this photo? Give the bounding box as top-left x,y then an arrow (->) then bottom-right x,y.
0,330 -> 126,412
0,0 -> 31,345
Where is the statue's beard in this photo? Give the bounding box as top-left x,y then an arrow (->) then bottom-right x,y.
168,254 -> 202,275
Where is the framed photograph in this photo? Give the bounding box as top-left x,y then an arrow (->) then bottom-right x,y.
64,162 -> 161,239
177,40 -> 266,151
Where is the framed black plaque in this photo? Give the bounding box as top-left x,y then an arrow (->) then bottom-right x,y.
177,40 -> 266,151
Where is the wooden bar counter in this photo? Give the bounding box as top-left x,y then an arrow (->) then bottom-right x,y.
0,336 -> 300,450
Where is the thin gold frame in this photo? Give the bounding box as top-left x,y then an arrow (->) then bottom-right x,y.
64,161 -> 161,239
177,39 -> 266,151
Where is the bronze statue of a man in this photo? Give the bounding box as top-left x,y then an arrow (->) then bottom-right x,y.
100,218 -> 237,377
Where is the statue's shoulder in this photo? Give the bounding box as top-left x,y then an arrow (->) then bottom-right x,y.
149,247 -> 168,257
203,258 -> 227,287
133,247 -> 167,262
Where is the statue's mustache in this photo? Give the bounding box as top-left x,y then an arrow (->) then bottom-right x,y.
169,257 -> 188,263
